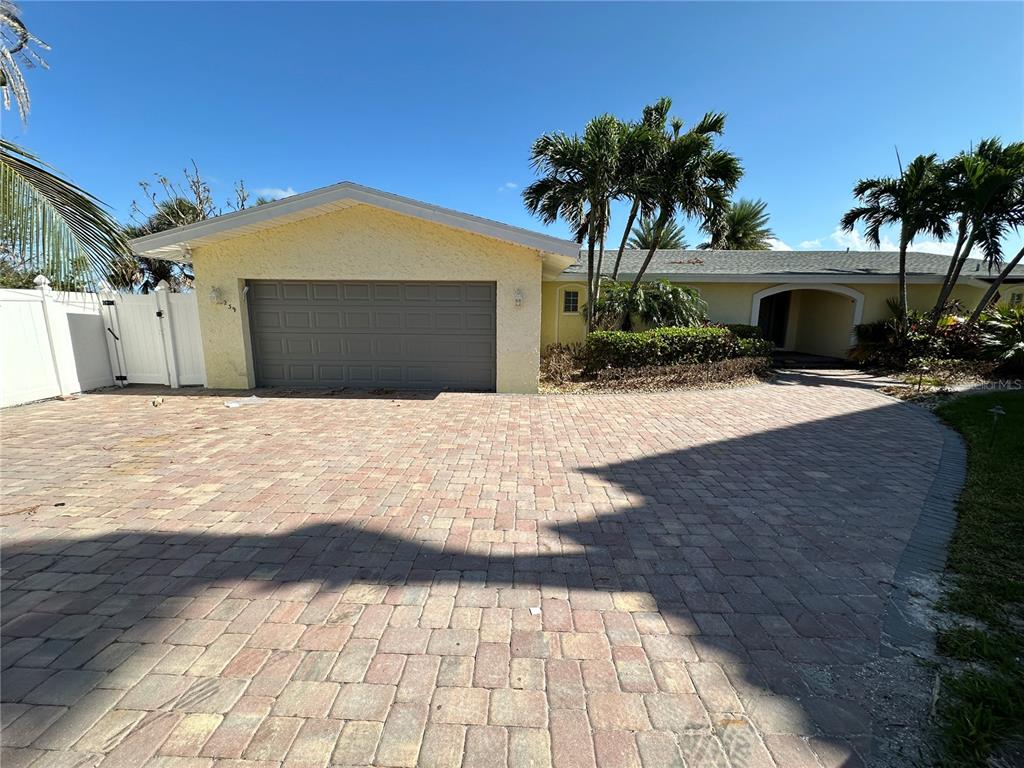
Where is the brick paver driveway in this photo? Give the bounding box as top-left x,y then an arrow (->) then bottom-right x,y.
1,377 -> 949,768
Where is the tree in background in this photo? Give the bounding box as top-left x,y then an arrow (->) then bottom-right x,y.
966,149 -> 1024,325
610,98 -> 672,279
699,198 -> 774,250
841,154 -> 950,330
624,112 -> 742,313
112,163 -> 266,292
524,104 -> 742,331
922,140 -> 1024,325
627,215 -> 687,250
523,114 -> 621,330
0,2 -> 127,288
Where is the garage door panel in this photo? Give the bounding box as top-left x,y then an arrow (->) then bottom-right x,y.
249,280 -> 496,390
344,311 -> 372,329
288,364 -> 315,381
346,337 -> 373,357
254,311 -> 281,329
372,284 -> 401,301
282,283 -> 310,301
314,312 -> 341,329
465,313 -> 494,330
465,284 -> 493,301
252,283 -> 280,300
312,283 -> 340,301
375,312 -> 402,331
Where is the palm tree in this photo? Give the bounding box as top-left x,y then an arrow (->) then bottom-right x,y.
841,154 -> 951,329
1,4 -> 127,286
1,140 -> 128,287
523,114 -> 621,330
699,198 -> 774,250
930,140 -> 1024,322
966,148 -> 1024,325
625,113 -> 743,307
627,215 -> 687,250
0,0 -> 47,123
610,98 -> 672,280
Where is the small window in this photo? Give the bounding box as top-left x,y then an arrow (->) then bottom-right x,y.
563,290 -> 580,313
1010,291 -> 1023,307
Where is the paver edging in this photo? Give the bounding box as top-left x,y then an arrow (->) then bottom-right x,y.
879,404 -> 967,656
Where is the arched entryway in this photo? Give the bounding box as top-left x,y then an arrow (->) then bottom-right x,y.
750,283 -> 865,359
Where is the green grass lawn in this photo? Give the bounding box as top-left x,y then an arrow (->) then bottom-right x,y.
934,389 -> 1024,766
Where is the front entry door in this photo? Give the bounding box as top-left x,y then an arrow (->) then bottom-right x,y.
757,292 -> 791,348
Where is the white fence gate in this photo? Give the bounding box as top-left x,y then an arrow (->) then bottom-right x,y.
0,278 -> 206,409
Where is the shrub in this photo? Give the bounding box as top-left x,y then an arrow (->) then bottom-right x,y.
590,356 -> 771,390
584,326 -> 738,370
737,337 -> 774,357
724,323 -> 764,340
540,343 -> 584,384
590,280 -> 708,331
853,311 -> 984,370
981,305 -> 1024,372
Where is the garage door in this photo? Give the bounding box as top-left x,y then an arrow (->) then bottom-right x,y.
247,280 -> 496,390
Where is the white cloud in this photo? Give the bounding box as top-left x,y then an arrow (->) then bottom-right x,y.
255,186 -> 297,200
497,181 -> 518,193
828,226 -> 899,251
799,239 -> 822,249
768,238 -> 793,251
906,240 -> 958,256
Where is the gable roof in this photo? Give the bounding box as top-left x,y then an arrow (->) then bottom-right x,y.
129,181 -> 580,269
561,249 -> 1024,282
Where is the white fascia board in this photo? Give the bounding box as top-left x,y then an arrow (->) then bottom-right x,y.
130,181 -> 579,260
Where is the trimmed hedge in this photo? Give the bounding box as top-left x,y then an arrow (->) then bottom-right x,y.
584,326 -> 739,370
738,337 -> 774,357
724,323 -> 764,340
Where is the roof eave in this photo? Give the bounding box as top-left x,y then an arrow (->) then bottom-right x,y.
130,181 -> 579,260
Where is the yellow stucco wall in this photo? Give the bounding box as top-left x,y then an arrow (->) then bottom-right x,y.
540,278 -> 990,356
791,290 -> 855,357
192,204 -> 544,393
540,281 -> 588,346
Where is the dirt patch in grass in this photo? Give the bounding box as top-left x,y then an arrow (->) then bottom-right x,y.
933,390 -> 1024,766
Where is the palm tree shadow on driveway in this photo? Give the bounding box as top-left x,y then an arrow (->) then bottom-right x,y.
1,391 -> 951,767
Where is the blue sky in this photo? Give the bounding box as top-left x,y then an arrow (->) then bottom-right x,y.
6,2 -> 1023,254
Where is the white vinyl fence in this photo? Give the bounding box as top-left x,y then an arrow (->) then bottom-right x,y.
0,278 -> 206,409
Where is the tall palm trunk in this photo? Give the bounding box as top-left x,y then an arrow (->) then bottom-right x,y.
967,244 -> 1024,326
611,198 -> 640,280
593,201 -> 608,304
621,209 -> 669,329
585,217 -> 597,333
896,226 -> 910,332
594,234 -> 606,304
929,218 -> 970,323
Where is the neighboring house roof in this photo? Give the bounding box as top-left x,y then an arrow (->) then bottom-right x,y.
560,249 -> 1024,282
129,181 -> 580,272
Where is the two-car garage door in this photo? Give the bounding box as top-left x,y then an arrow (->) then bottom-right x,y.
247,280 -> 496,391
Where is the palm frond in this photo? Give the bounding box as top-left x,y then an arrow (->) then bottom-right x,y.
627,215 -> 687,250
1,139 -> 129,287
1,1 -> 49,123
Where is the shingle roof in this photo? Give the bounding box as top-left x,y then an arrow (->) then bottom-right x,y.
562,250 -> 1024,279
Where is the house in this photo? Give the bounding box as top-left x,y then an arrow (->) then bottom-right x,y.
544,249 -> 1020,358
131,182 -> 1023,394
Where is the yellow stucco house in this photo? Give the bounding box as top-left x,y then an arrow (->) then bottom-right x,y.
131,182 -> 1022,394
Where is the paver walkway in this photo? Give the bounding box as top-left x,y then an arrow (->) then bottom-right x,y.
1,378 -> 949,767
